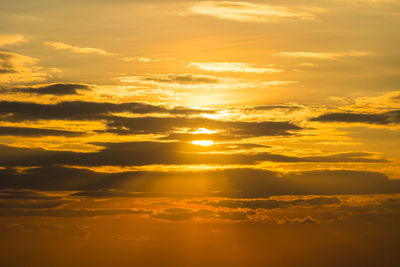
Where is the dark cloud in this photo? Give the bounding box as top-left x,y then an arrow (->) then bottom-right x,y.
0,165 -> 399,197
71,189 -> 141,198
15,83 -> 91,95
0,199 -> 67,209
0,69 -> 16,74
0,100 -> 301,139
310,110 -> 400,125
0,143 -> 385,168
0,190 -> 69,210
106,116 -> 301,136
0,208 -> 151,217
0,52 -> 16,74
0,189 -> 61,200
0,101 -> 209,122
278,216 -> 320,224
0,126 -> 85,137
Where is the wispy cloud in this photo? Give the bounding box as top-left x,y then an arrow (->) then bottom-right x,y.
278,51 -> 370,60
188,1 -> 325,23
0,51 -> 59,84
44,41 -> 117,56
44,41 -> 166,64
0,34 -> 27,47
117,73 -> 293,91
188,62 -> 283,74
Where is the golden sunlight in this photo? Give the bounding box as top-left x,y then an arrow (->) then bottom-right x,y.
192,140 -> 214,146
191,128 -> 217,134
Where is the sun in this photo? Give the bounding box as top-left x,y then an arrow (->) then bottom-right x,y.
192,140 -> 214,146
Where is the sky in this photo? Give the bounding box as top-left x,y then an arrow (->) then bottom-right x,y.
1,0 -> 400,266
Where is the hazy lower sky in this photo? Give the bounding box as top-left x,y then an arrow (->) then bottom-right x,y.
1,1 -> 400,266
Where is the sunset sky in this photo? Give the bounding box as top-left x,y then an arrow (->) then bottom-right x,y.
1,1 -> 400,266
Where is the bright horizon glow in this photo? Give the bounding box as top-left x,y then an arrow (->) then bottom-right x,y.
192,140 -> 214,146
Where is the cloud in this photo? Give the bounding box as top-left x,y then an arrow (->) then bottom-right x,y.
188,1 -> 325,23
151,208 -> 213,221
278,216 -> 319,224
0,199 -> 67,209
136,57 -> 160,63
118,73 -> 293,91
0,126 -> 85,137
0,142 -> 386,169
118,73 -> 220,84
310,110 -> 400,125
242,105 -> 304,112
0,100 -> 208,122
1,164 -> 399,197
0,51 -> 56,84
202,196 -> 341,210
0,208 -> 150,217
9,82 -> 91,95
71,189 -> 141,198
106,116 -> 301,137
150,208 -> 251,221
278,51 -> 370,60
188,62 -> 282,74
0,189 -> 61,200
44,41 -> 117,56
0,34 -> 27,47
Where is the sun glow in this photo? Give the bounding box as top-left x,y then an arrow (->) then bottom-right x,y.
192,140 -> 214,146
191,128 -> 217,134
